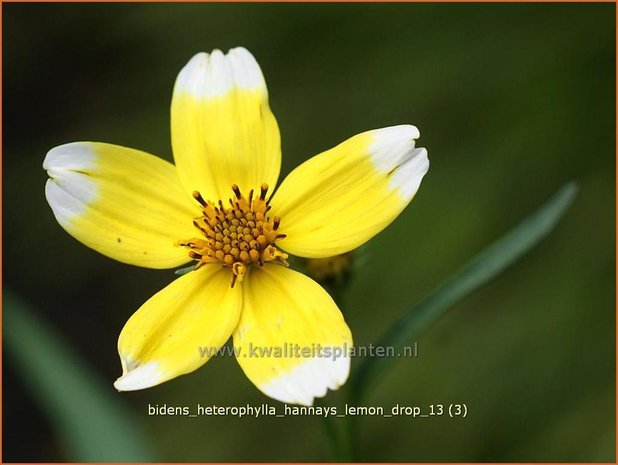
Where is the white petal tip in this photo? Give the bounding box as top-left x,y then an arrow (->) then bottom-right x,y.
114,362 -> 163,391
374,124 -> 420,143
43,142 -> 97,172
369,125 -> 429,200
392,147 -> 429,199
44,158 -> 98,226
260,355 -> 351,406
175,47 -> 266,98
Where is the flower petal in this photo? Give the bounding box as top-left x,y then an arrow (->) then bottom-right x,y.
233,265 -> 352,405
270,125 -> 429,258
114,265 -> 242,391
171,47 -> 281,201
44,142 -> 200,269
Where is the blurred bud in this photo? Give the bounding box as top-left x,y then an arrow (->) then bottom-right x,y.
304,253 -> 351,284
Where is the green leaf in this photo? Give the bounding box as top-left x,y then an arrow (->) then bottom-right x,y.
350,182 -> 578,401
174,263 -> 196,276
3,291 -> 156,461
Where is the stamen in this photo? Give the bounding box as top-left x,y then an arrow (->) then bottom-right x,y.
259,183 -> 268,200
192,191 -> 207,207
192,220 -> 208,234
231,262 -> 247,288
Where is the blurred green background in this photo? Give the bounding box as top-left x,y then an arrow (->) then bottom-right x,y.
3,3 -> 615,462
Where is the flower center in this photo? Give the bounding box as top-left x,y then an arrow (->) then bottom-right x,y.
178,183 -> 288,287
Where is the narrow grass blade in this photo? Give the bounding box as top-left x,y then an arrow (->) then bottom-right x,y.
3,291 -> 155,461
350,182 -> 578,401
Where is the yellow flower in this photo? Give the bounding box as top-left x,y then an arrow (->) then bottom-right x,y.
43,47 -> 429,406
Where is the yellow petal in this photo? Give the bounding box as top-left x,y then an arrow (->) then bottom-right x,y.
234,265 -> 352,406
270,125 -> 429,258
171,47 -> 281,201
44,142 -> 199,269
114,265 -> 242,391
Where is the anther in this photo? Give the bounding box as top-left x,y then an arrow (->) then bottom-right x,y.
192,220 -> 207,234
231,184 -> 242,199
273,217 -> 280,230
192,191 -> 207,207
259,183 -> 268,200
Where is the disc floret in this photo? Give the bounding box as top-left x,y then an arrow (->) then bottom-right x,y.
178,183 -> 288,287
